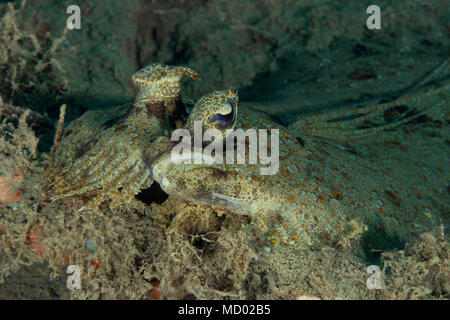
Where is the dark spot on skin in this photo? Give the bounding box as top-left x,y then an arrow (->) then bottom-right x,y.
331,187 -> 343,201
343,144 -> 359,155
62,128 -> 72,137
407,114 -> 431,125
275,213 -> 284,224
384,140 -> 407,151
432,120 -> 442,128
102,113 -> 127,129
348,69 -> 377,80
295,137 -> 305,147
114,121 -> 128,133
316,146 -> 330,157
74,138 -> 97,159
352,43 -> 380,57
142,146 -> 170,171
145,101 -> 166,119
102,105 -> 133,129
420,39 -> 442,48
385,190 -> 401,208
353,44 -> 370,57
208,167 -> 229,179
383,105 -> 409,122
142,152 -> 153,170
358,119 -> 379,129
175,178 -> 188,194
428,131 -> 442,138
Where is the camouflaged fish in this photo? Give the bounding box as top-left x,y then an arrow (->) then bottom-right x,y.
49,63 -> 449,247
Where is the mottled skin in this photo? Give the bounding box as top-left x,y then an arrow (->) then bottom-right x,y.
153,84 -> 449,247
50,63 -> 449,247
49,64 -> 197,207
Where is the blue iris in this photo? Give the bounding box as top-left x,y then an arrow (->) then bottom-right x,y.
213,99 -> 236,128
215,111 -> 234,127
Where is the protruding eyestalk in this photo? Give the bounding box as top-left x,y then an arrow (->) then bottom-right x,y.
186,88 -> 239,141
130,63 -> 199,119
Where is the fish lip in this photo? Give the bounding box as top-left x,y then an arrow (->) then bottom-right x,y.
151,151 -> 217,184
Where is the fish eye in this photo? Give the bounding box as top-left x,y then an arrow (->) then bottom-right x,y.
210,99 -> 237,128
213,110 -> 234,128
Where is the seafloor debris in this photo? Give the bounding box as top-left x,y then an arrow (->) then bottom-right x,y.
0,104 -> 47,283
0,171 -> 23,205
0,1 -> 67,114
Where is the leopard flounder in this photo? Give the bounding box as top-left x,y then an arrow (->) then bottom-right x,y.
152,82 -> 449,247
49,63 -> 449,247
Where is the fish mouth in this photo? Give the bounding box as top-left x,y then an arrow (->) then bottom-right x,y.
151,151 -> 252,215
151,151 -> 217,184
